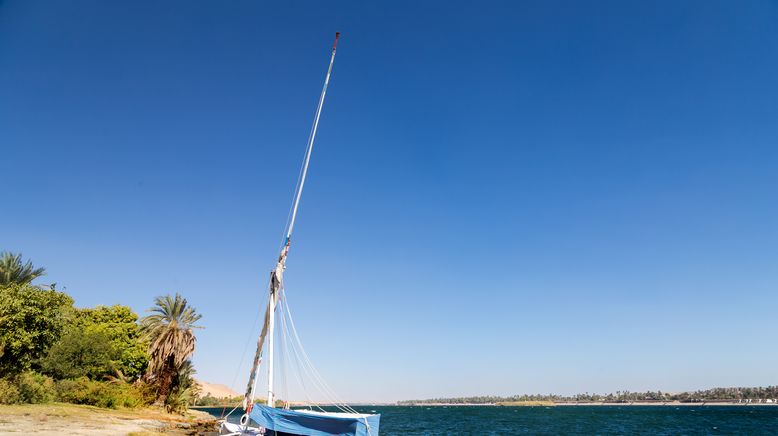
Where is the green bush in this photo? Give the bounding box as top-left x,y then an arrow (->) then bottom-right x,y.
0,378 -> 21,404
40,330 -> 118,380
55,377 -> 153,409
165,386 -> 194,414
15,372 -> 55,403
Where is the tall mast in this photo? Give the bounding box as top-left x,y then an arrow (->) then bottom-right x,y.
286,33 -> 341,242
267,31 -> 340,408
244,32 -> 341,413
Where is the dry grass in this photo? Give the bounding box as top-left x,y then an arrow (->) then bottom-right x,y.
0,403 -> 217,435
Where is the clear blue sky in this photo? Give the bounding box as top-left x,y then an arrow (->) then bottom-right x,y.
2,1 -> 777,403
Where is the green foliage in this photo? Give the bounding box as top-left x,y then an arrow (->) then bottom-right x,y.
171,359 -> 197,392
14,371 -> 56,404
0,378 -> 21,404
0,251 -> 203,413
40,330 -> 118,380
55,377 -> 154,409
165,385 -> 194,414
194,394 -> 243,407
0,252 -> 46,286
0,283 -> 74,375
165,359 -> 198,414
73,305 -> 149,380
194,393 -> 220,406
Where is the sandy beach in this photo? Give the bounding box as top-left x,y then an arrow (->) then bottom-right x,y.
0,404 -> 218,435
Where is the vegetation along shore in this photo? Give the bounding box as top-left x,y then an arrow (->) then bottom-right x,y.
401,387 -> 778,406
0,252 -> 228,433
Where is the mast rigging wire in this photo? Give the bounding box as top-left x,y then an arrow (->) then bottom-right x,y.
244,32 -> 342,411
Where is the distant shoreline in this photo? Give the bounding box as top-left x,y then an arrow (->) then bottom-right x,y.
192,401 -> 778,408
403,401 -> 778,407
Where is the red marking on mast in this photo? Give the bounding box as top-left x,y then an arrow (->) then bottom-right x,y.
333,32 -> 341,51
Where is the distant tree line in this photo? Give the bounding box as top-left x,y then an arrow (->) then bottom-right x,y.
399,387 -> 778,405
0,252 -> 203,414
194,394 -> 245,407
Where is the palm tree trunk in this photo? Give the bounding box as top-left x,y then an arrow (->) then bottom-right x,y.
154,356 -> 176,406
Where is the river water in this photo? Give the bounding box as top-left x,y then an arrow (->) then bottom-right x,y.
200,404 -> 778,435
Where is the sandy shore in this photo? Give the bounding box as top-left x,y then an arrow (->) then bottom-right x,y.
0,403 -> 218,435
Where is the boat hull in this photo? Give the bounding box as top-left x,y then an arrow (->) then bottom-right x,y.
220,406 -> 380,436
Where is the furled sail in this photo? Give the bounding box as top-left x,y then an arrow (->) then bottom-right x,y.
243,240 -> 289,410
248,405 -> 380,436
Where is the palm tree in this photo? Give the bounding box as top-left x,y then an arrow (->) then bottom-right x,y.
141,293 -> 202,405
0,252 -> 46,286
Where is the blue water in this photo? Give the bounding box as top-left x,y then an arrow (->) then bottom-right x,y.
201,405 -> 778,435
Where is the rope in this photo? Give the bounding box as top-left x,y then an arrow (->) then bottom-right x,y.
278,290 -> 290,407
232,35 -> 374,433
249,39 -> 339,412
222,403 -> 242,420
221,291 -> 263,419
277,290 -> 328,413
280,288 -> 360,415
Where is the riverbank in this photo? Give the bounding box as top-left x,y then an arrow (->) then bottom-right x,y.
0,403 -> 218,435
403,401 -> 778,407
555,401 -> 777,406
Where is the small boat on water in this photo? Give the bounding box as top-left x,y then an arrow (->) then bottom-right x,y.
219,33 -> 380,436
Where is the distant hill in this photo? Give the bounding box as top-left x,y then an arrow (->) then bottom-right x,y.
196,380 -> 239,399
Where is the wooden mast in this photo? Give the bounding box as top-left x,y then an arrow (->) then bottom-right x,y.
245,32 -> 340,412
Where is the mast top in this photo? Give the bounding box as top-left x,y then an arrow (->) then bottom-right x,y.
333,32 -> 341,51
283,32 -> 340,244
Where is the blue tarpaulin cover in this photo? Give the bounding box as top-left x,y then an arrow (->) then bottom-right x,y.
248,405 -> 380,436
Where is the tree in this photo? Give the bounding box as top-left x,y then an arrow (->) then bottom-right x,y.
140,293 -> 202,404
0,252 -> 46,286
39,330 -> 117,379
0,284 -> 73,375
74,305 -> 149,380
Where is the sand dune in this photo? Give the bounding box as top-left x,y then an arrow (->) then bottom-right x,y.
196,380 -> 239,399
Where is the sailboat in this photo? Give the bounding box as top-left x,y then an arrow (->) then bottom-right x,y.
220,33 -> 380,436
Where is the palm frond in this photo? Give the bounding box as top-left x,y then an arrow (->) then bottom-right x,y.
0,252 -> 46,286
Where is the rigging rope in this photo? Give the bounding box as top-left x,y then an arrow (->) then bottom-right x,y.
243,32 -> 340,411
279,287 -> 360,414
236,33 -> 367,426
277,290 -> 328,412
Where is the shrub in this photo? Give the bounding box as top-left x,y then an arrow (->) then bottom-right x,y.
15,371 -> 55,403
0,378 -> 21,404
40,330 -> 118,380
165,386 -> 193,414
55,377 -> 153,409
